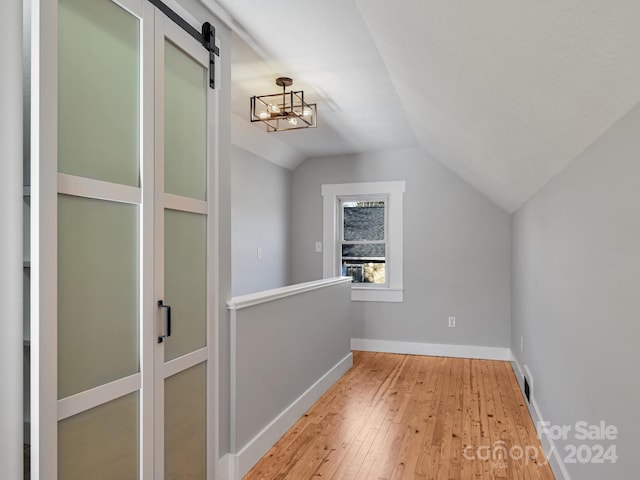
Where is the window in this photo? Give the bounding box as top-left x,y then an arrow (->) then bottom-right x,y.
340,199 -> 386,284
322,181 -> 405,302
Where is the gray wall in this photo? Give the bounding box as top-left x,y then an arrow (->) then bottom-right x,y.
292,147 -> 511,347
0,0 -> 24,477
231,145 -> 292,296
511,102 -> 640,479
232,280 -> 352,452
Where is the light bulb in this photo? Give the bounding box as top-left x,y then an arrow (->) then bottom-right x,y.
287,117 -> 298,126
258,111 -> 269,120
268,103 -> 280,113
302,107 -> 313,117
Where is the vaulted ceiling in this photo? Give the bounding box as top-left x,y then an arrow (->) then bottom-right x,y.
215,0 -> 640,212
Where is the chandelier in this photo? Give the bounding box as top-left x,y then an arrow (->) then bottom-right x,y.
250,77 -> 317,132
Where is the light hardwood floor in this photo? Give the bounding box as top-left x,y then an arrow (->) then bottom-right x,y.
243,351 -> 554,480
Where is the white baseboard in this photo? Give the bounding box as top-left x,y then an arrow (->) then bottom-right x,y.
227,352 -> 353,480
510,353 -> 571,480
351,338 -> 511,361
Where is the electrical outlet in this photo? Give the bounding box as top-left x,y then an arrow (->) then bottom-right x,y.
257,247 -> 262,260
448,316 -> 456,328
315,241 -> 322,253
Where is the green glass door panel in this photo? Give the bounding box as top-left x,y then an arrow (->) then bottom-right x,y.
164,209 -> 206,361
164,40 -> 207,200
58,194 -> 139,398
165,363 -> 206,479
59,392 -> 139,480
59,0 -> 140,186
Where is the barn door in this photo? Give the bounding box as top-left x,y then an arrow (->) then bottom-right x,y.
30,0 -> 217,478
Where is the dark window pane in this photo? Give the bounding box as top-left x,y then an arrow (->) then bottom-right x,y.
343,203 -> 384,241
342,243 -> 385,259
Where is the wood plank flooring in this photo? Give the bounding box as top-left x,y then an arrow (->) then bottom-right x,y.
243,351 -> 554,480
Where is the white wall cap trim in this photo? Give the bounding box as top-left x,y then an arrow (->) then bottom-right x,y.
226,276 -> 352,310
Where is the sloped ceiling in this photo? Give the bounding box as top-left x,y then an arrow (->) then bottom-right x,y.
226,1 -> 418,161
214,0 -> 640,212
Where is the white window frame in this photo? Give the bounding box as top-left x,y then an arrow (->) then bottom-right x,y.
322,181 -> 405,302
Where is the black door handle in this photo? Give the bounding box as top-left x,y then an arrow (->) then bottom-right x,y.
158,300 -> 172,343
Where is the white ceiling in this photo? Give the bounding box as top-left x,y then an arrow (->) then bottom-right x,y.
214,0 -> 640,212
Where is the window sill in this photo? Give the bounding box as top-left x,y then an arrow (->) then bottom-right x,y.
351,286 -> 403,303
